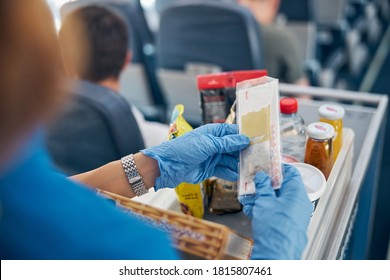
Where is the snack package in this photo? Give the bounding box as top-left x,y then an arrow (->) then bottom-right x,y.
197,73 -> 231,124
167,104 -> 193,140
175,182 -> 204,218
197,70 -> 267,213
236,76 -> 283,195
208,179 -> 242,214
197,70 -> 267,124
168,104 -> 205,218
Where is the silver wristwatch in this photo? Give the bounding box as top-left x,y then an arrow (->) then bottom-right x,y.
121,154 -> 148,196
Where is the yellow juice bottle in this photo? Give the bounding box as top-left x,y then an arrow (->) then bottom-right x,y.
318,104 -> 345,161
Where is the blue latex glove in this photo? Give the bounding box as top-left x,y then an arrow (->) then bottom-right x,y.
141,123 -> 249,190
239,164 -> 313,259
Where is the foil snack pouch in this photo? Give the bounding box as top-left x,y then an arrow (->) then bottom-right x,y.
236,77 -> 283,195
167,104 -> 193,140
168,104 -> 204,218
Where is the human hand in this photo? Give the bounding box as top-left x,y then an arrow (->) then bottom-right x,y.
141,123 -> 250,190
239,164 -> 313,259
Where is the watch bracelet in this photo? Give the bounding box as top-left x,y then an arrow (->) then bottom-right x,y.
121,154 -> 148,196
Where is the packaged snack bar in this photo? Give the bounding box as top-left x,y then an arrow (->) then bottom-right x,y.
168,104 -> 205,218
236,76 -> 283,195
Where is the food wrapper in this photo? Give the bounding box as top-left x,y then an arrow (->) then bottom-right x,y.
208,179 -> 242,214
168,104 -> 204,218
236,77 -> 283,195
175,182 -> 204,218
167,104 -> 193,140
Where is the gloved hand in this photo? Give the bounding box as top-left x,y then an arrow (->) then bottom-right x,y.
239,164 -> 313,259
141,123 -> 249,190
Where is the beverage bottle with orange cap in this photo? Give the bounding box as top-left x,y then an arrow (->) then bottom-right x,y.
280,97 -> 306,162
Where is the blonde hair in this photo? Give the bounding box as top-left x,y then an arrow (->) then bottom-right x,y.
0,1 -> 65,158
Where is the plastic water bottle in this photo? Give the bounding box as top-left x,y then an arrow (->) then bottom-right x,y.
279,97 -> 306,162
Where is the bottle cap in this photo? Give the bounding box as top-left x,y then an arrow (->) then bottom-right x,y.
318,104 -> 345,120
280,97 -> 298,114
306,122 -> 335,140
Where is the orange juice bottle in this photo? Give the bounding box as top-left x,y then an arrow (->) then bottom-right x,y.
304,122 -> 335,179
318,104 -> 345,161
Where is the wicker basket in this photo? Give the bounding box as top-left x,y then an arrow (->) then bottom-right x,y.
97,190 -> 253,260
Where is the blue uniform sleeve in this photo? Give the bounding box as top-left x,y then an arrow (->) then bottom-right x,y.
0,141 -> 178,260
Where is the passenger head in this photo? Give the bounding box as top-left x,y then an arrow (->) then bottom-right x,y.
59,5 -> 129,83
0,0 -> 64,168
237,0 -> 281,25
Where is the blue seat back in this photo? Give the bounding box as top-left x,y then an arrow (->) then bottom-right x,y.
157,1 -> 264,71
46,80 -> 145,175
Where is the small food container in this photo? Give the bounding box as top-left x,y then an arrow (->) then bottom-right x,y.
289,162 -> 327,214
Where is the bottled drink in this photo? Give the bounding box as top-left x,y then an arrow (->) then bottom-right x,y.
304,122 -> 335,179
279,97 -> 306,162
318,104 -> 345,161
